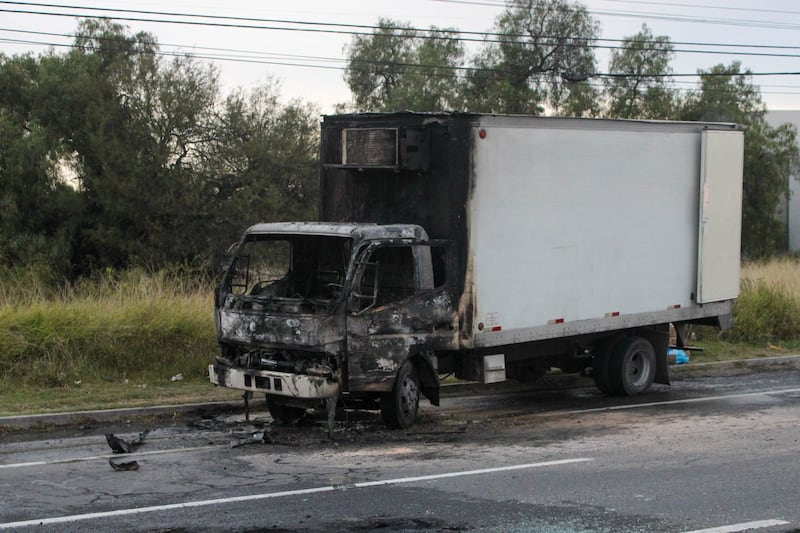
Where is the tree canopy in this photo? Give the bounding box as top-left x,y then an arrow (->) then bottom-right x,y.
463,0 -> 599,114
680,62 -> 800,258
0,20 -> 319,278
604,24 -> 676,120
344,19 -> 465,112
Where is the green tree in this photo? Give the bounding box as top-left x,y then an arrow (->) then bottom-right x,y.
344,19 -> 465,112
2,19 -> 324,277
200,81 -> 320,264
31,20 -> 221,272
560,79 -> 601,117
604,24 -> 677,119
0,52 -> 82,276
129,54 -> 219,268
681,62 -> 799,258
462,0 -> 599,114
29,20 -> 159,272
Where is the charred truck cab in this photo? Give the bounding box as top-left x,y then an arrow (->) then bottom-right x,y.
211,112 -> 744,429
211,222 -> 457,428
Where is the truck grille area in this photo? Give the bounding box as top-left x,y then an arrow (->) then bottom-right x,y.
220,345 -> 339,380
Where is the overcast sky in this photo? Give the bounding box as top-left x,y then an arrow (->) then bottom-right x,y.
2,0 -> 799,113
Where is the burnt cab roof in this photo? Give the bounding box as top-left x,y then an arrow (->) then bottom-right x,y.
244,222 -> 430,244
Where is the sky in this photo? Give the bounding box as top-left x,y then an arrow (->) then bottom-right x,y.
1,0 -> 800,113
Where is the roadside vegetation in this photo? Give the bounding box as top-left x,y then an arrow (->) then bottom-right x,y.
2,258 -> 800,415
692,257 -> 800,362
0,268 -> 239,415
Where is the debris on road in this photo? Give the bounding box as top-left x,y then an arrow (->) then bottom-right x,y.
109,459 -> 139,471
105,429 -> 151,454
230,430 -> 273,448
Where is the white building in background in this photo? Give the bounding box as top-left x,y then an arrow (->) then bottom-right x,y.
766,111 -> 800,253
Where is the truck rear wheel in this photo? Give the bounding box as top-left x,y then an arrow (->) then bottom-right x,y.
380,360 -> 420,429
266,397 -> 306,425
608,337 -> 656,396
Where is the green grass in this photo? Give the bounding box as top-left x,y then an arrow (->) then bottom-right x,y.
691,257 -> 800,349
684,338 -> 800,364
0,268 -> 223,415
0,380 -> 242,417
2,258 -> 800,417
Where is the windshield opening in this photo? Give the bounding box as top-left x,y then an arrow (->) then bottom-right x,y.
227,234 -> 352,303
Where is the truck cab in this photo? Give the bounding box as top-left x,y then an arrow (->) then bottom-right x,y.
209,222 -> 457,428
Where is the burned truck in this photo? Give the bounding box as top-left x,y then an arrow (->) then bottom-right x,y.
210,112 -> 744,428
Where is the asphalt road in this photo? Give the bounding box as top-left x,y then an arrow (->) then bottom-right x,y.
2,368 -> 800,532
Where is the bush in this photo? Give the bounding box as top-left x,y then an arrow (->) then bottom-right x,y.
722,279 -> 800,343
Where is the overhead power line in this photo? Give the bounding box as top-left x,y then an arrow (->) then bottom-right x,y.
3,7 -> 800,67
4,19 -> 800,66
3,0 -> 800,53
0,27 -> 346,65
434,0 -> 800,31
3,39 -> 800,99
439,0 -> 800,15
2,1 -> 799,99
600,0 -> 800,17
3,31 -> 799,85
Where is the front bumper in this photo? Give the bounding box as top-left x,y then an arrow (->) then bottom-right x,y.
209,363 -> 341,399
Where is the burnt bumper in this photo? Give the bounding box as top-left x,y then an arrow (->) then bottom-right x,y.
209,364 -> 341,399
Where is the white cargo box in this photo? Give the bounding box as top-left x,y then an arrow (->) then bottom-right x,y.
467,117 -> 743,347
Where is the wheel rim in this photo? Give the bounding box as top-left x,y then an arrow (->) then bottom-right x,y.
627,350 -> 651,388
398,374 -> 419,418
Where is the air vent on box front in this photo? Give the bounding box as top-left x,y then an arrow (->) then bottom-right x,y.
342,128 -> 398,168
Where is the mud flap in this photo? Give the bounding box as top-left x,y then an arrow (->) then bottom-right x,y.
641,324 -> 670,386
414,352 -> 440,406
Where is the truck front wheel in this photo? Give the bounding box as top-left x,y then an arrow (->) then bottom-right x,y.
608,337 -> 656,396
266,397 -> 306,425
380,360 -> 420,429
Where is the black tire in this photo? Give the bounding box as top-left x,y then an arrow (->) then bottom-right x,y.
380,360 -> 420,429
608,337 -> 656,396
266,397 -> 306,425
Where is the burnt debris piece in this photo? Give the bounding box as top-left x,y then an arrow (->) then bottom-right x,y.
105,429 -> 151,454
109,459 -> 140,471
230,430 -> 274,448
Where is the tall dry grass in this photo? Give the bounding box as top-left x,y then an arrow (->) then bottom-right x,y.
0,268 -> 217,387
722,257 -> 800,343
741,257 -> 800,297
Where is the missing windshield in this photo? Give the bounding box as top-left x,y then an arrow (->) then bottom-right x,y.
228,235 -> 352,305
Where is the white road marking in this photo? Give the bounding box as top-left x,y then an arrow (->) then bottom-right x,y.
0,445 -> 227,469
0,458 -> 592,529
5,386 -> 800,470
683,519 -> 790,533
